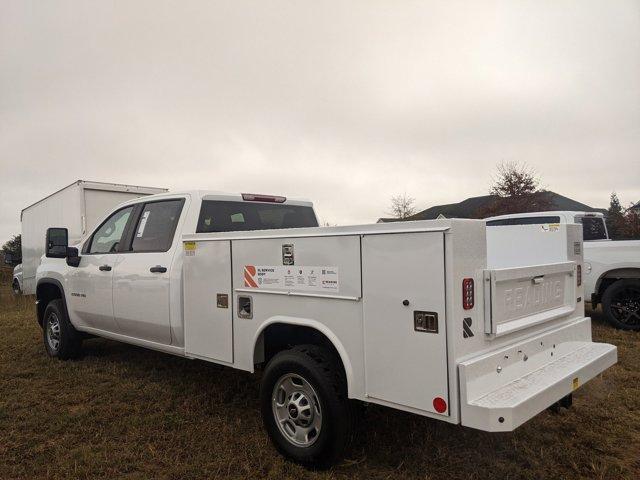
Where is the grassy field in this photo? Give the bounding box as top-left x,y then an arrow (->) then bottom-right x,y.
0,271 -> 638,480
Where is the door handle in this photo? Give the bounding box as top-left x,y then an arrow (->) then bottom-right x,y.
99,265 -> 112,272
150,265 -> 167,273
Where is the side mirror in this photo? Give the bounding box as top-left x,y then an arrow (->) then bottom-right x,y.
46,228 -> 69,258
66,247 -> 81,267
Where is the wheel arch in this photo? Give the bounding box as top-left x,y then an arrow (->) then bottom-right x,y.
36,278 -> 68,328
596,268 -> 640,297
252,316 -> 354,396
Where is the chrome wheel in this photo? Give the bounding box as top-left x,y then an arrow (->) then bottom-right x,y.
272,373 -> 322,447
46,313 -> 61,352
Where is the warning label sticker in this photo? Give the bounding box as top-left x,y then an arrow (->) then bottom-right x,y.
244,265 -> 339,293
184,241 -> 196,257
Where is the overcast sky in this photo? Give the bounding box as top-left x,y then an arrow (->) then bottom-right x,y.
1,0 -> 639,241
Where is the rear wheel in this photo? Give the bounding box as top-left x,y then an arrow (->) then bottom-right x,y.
43,299 -> 83,359
12,280 -> 21,295
602,279 -> 640,331
260,345 -> 354,468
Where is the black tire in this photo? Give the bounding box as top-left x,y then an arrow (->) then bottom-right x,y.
12,280 -> 21,295
43,299 -> 83,359
260,344 -> 354,468
601,279 -> 640,331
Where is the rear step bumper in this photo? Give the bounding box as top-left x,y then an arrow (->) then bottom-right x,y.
458,317 -> 617,432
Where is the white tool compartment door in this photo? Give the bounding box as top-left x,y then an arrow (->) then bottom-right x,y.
183,240 -> 233,363
362,232 -> 448,414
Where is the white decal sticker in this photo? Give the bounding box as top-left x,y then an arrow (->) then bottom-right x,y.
541,223 -> 560,232
244,265 -> 339,293
136,210 -> 150,238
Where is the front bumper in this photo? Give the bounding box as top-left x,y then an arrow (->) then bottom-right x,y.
458,317 -> 617,432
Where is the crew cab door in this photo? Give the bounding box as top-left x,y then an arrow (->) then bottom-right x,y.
67,206 -> 135,332
112,198 -> 186,345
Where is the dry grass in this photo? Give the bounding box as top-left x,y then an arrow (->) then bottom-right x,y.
0,270 -> 638,480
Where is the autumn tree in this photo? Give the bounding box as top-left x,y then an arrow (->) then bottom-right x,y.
622,203 -> 640,239
478,162 -> 552,218
388,193 -> 416,219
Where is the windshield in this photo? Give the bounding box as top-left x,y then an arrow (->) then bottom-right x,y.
197,200 -> 318,233
576,216 -> 608,241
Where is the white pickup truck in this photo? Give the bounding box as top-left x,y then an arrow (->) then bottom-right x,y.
12,263 -> 23,295
486,211 -> 640,331
36,192 -> 616,467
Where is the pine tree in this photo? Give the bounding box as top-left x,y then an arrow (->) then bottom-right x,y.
606,193 -> 625,239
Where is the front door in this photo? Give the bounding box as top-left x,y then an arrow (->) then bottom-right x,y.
66,206 -> 135,332
112,199 -> 185,345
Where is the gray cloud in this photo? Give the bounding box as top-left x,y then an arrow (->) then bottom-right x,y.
1,0 -> 639,241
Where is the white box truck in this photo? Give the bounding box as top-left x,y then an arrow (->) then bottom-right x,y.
35,191 -> 616,467
20,180 -> 167,294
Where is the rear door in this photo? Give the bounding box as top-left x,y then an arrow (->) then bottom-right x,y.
112,198 -> 185,344
362,232 -> 449,415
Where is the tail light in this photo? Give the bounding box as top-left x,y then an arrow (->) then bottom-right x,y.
462,278 -> 474,310
577,264 -> 582,287
241,193 -> 286,203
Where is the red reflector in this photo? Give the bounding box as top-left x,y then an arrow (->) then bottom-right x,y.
577,264 -> 582,287
462,278 -> 474,310
433,397 -> 447,413
241,193 -> 286,203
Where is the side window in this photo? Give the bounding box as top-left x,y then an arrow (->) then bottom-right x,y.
131,200 -> 184,252
89,207 -> 134,254
486,216 -> 561,226
578,216 -> 608,241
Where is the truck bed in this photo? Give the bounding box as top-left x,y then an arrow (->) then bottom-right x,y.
181,219 -> 616,429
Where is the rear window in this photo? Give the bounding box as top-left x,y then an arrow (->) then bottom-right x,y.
486,216 -> 561,227
196,200 -> 318,233
577,216 -> 608,241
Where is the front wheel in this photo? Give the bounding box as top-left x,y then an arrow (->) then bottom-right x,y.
260,345 -> 354,468
43,299 -> 83,359
12,280 -> 21,295
601,279 -> 640,331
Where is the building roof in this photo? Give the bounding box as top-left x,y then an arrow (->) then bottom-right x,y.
379,191 -> 605,222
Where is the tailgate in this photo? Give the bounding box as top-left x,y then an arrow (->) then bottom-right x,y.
484,261 -> 577,337
459,318 -> 617,432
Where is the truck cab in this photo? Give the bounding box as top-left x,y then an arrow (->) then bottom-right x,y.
486,211 -> 640,330
36,191 -> 318,350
